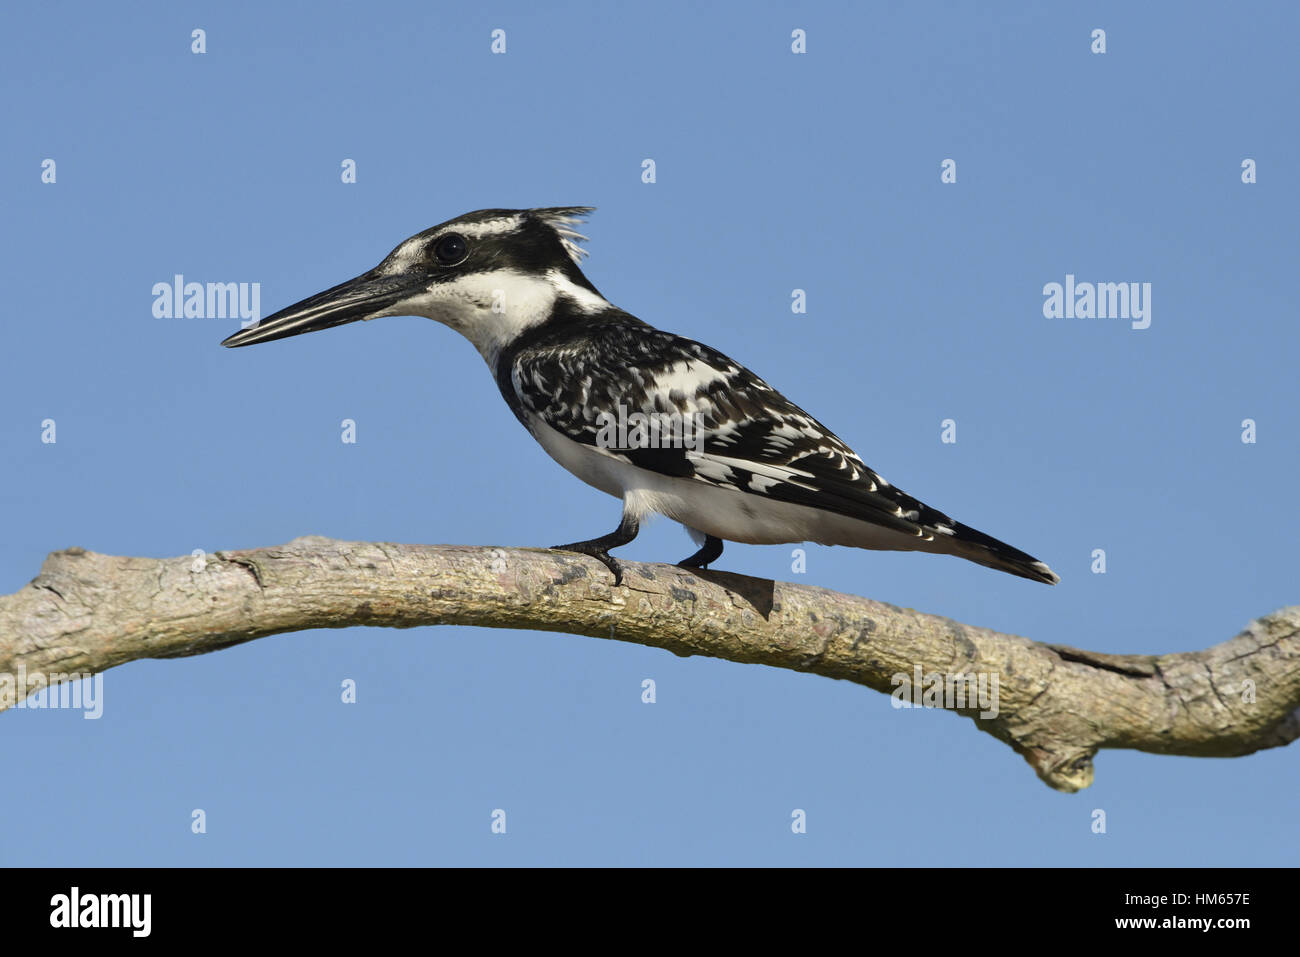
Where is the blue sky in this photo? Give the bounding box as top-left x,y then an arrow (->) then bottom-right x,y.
2,1 -> 1296,865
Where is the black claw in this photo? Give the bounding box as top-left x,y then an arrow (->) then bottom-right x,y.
549,515 -> 639,586
677,535 -> 724,570
551,543 -> 626,585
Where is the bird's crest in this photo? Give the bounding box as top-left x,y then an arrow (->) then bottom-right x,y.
532,207 -> 594,264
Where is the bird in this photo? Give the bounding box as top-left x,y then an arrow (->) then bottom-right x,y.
222,207 -> 1058,587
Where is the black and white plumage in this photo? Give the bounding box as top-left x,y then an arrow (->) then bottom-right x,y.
223,207 -> 1058,586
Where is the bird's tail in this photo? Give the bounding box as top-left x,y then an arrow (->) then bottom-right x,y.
942,521 -> 1060,585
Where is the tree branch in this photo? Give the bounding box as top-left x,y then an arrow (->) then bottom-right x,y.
2,536 -> 1296,792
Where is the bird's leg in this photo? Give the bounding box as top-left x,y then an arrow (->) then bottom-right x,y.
677,535 -> 724,570
551,513 -> 639,585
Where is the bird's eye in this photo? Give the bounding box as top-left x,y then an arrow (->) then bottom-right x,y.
432,233 -> 469,266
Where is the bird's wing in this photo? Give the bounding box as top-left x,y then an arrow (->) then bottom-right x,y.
508,317 -> 955,541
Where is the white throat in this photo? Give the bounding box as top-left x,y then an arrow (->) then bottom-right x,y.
386,268 -> 611,367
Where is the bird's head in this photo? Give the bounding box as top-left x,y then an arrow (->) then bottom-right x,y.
221,207 -> 606,361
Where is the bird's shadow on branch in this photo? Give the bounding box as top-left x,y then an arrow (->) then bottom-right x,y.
671,567 -> 777,619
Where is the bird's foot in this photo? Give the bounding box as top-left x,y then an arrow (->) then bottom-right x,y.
550,515 -> 639,586
550,542 -> 626,586
677,535 -> 724,571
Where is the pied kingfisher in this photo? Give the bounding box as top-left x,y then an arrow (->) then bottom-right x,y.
223,207 -> 1058,586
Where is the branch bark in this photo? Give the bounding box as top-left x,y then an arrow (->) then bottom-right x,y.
2,536 -> 1296,792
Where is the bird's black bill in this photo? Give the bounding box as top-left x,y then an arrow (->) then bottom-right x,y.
221,271 -> 416,347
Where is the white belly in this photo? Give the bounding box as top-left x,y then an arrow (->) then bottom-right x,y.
527,416 -> 925,552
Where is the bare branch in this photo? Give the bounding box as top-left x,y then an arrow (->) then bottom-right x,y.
2,536 -> 1296,792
